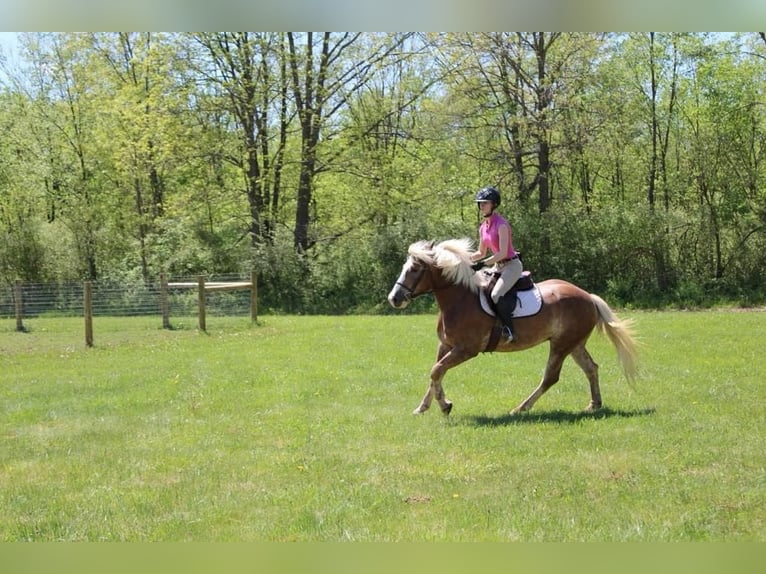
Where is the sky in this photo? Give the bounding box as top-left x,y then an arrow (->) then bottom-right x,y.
0,32 -> 20,63
0,32 -> 21,83
0,32 -> 19,51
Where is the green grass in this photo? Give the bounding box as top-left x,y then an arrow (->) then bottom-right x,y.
0,311 -> 764,541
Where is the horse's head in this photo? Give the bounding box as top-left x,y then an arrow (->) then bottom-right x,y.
387,239 -> 477,309
387,241 -> 435,309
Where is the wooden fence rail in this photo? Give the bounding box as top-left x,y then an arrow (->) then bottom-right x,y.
162,271 -> 258,332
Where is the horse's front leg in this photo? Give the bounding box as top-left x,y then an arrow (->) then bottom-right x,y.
413,342 -> 450,414
413,363 -> 454,415
413,342 -> 476,415
413,386 -> 436,415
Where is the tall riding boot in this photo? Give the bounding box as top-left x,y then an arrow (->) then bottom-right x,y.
494,296 -> 515,341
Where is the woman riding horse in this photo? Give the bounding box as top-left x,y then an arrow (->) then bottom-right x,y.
388,239 -> 638,416
470,186 -> 522,342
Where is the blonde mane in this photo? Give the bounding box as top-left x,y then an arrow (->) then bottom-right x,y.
408,238 -> 479,293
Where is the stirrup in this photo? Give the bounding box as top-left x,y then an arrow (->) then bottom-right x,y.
502,325 -> 514,341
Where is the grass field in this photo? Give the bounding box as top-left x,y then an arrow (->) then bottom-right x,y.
1,310 -> 764,541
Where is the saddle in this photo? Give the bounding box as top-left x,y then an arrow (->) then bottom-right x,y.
479,270 -> 543,353
480,270 -> 541,316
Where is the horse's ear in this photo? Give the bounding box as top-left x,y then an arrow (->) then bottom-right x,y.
426,240 -> 435,250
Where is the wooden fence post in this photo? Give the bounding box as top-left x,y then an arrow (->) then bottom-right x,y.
14,279 -> 24,332
84,281 -> 93,347
250,270 -> 258,323
160,273 -> 170,329
197,275 -> 206,332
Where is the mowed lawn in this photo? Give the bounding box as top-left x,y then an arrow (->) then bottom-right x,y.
0,310 -> 764,541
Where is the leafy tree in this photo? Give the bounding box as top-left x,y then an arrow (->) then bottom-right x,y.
19,33 -> 112,280
86,32 -> 183,282
286,32 -> 415,252
0,93 -> 48,282
682,35 -> 766,292
186,32 -> 289,248
1,32 -> 765,309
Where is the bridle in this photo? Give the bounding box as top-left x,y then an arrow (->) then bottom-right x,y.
395,264 -> 427,302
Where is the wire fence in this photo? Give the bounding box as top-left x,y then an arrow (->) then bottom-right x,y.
1,273 -> 256,325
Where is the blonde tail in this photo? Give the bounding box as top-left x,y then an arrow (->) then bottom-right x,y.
590,294 -> 639,383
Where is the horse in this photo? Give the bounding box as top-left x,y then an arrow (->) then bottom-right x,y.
387,238 -> 638,416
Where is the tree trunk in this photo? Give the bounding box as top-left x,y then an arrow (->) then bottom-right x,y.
288,32 -> 328,253
647,32 -> 658,210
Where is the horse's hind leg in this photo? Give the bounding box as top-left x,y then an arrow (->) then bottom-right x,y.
571,344 -> 601,411
511,347 -> 566,414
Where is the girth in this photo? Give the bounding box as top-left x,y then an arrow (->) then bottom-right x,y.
484,324 -> 503,353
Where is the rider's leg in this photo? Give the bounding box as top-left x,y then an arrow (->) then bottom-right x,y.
491,258 -> 523,341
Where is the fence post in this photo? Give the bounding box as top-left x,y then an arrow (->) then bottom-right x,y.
250,270 -> 258,323
14,279 -> 24,332
84,281 -> 94,347
197,275 -> 206,332
160,273 -> 170,329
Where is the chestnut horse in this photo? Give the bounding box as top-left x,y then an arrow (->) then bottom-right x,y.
387,238 -> 638,416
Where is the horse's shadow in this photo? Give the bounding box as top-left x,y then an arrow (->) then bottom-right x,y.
464,406 -> 656,427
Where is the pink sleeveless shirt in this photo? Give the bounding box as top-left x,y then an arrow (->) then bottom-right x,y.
480,213 -> 516,259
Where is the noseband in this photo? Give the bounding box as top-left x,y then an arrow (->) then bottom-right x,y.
396,265 -> 426,301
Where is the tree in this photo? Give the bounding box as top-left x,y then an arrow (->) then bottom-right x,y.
0,92 -> 48,282
87,32 -> 179,281
1,32 -> 765,308
683,35 -> 766,287
444,33 -> 600,214
286,32 -> 414,252
188,32 -> 289,247
21,33 -> 110,280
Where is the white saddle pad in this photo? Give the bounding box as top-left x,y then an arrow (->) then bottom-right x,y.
480,286 -> 543,319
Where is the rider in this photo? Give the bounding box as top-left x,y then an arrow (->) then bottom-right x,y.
470,186 -> 523,342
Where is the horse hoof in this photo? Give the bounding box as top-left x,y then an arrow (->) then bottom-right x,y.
441,401 -> 453,415
412,406 -> 428,415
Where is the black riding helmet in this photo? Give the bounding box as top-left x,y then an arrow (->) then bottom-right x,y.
475,186 -> 501,206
